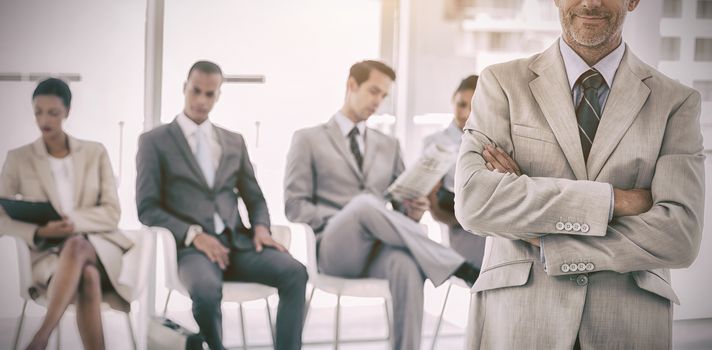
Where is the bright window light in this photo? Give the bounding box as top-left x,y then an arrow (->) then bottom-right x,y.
413,113 -> 454,126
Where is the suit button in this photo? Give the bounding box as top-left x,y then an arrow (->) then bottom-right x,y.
577,263 -> 586,271
576,274 -> 589,286
564,222 -> 573,231
561,264 -> 570,273
581,224 -> 590,233
572,223 -> 581,232
556,222 -> 565,230
586,263 -> 595,271
569,263 -> 578,272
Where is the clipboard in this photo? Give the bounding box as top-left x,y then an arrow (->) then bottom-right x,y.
0,197 -> 62,225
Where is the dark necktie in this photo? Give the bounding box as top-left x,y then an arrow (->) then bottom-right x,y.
348,127 -> 363,170
576,69 -> 605,162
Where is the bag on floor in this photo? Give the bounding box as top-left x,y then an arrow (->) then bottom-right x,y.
147,316 -> 206,350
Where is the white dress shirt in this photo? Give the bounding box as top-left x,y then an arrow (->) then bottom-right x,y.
334,111 -> 366,154
559,37 -> 625,112
48,155 -> 74,215
176,112 -> 222,170
176,113 -> 225,245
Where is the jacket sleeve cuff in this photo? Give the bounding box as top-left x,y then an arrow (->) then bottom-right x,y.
184,225 -> 203,247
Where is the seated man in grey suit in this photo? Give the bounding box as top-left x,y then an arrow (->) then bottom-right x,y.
284,60 -> 480,350
137,61 -> 307,350
423,75 -> 486,268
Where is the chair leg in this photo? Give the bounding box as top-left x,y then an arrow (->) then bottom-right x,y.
13,300 -> 27,350
238,302 -> 248,350
334,294 -> 341,350
431,283 -> 453,350
304,286 -> 316,324
55,318 -> 61,350
125,311 -> 137,350
265,297 -> 275,345
162,289 -> 173,317
384,299 -> 393,346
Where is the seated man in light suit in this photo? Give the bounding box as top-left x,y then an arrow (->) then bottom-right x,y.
136,61 -> 307,350
284,60 -> 480,350
454,0 -> 704,349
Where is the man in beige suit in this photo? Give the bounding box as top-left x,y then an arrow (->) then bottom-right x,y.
285,60 -> 480,349
454,1 -> 705,349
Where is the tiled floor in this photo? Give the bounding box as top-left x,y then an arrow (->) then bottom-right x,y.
3,302 -> 462,350
2,303 -> 710,349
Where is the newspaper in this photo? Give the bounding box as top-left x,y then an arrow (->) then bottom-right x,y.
385,142 -> 458,201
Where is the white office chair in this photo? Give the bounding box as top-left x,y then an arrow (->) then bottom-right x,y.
299,224 -> 393,349
9,228 -> 153,350
153,224 -> 292,350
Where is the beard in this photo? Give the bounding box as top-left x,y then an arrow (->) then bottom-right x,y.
560,6 -> 624,48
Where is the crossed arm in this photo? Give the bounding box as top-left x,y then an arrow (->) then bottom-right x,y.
454,68 -> 704,275
481,144 -> 653,247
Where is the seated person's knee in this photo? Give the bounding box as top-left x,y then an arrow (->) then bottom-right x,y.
62,236 -> 95,261
190,277 -> 223,305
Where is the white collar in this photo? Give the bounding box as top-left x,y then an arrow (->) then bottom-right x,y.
334,111 -> 366,137
559,37 -> 625,90
176,112 -> 214,138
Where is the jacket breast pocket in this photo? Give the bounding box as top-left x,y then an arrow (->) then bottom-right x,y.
511,124 -> 557,144
510,125 -> 567,177
472,260 -> 533,293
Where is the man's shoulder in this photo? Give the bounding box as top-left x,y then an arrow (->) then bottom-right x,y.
367,127 -> 399,146
140,122 -> 172,141
483,52 -> 541,79
642,64 -> 697,98
292,123 -> 328,142
213,124 -> 244,142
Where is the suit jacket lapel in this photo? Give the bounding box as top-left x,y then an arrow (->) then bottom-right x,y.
529,43 -> 588,180
361,129 -> 380,177
213,126 -> 230,188
324,118 -> 364,180
167,120 -> 210,188
68,136 -> 86,208
30,139 -> 63,212
587,48 -> 651,180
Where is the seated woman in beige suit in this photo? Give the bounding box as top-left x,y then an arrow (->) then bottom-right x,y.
0,78 -> 134,350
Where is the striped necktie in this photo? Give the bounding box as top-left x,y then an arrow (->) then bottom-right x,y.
576,69 -> 605,162
348,127 -> 363,170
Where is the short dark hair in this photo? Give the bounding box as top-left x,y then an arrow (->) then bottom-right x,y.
187,60 -> 223,79
349,60 -> 396,85
32,78 -> 72,109
454,75 -> 478,96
